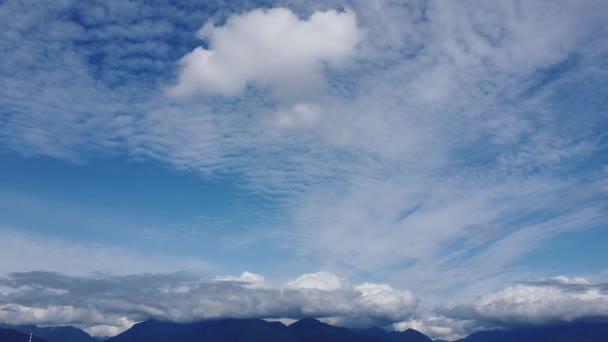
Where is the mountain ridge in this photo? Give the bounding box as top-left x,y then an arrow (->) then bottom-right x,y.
0,323 -> 96,342
454,322 -> 608,342
104,318 -> 428,342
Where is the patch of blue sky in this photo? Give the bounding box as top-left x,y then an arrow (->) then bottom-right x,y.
0,152 -> 291,273
514,225 -> 608,278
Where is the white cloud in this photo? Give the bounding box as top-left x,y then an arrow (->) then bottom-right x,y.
85,317 -> 136,338
394,316 -> 476,341
354,283 -> 418,322
391,276 -> 608,340
215,271 -> 268,288
168,7 -> 360,99
267,103 -> 320,129
286,271 -> 344,291
442,276 -> 608,325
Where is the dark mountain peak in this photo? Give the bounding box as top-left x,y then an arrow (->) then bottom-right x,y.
395,328 -> 434,342
358,325 -> 433,342
289,318 -> 326,329
266,320 -> 288,329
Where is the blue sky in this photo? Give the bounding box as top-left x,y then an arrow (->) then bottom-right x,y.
1,0 -> 608,340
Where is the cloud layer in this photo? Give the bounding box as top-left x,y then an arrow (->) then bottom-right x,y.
392,276 -> 608,340
0,271 -> 417,336
442,276 -> 608,326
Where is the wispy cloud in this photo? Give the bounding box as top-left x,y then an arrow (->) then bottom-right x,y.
0,228 -> 210,275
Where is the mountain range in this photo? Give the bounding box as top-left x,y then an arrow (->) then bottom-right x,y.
454,322 -> 608,342
104,318 -> 431,342
2,319 -> 608,342
0,324 -> 97,342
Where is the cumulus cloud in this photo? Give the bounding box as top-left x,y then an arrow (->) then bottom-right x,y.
168,7 -> 360,99
325,283 -> 420,328
286,271 -> 344,291
442,276 -> 608,326
354,283 -> 417,321
0,271 -> 417,336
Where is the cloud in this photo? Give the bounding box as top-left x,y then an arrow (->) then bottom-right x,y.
0,271 -> 417,336
351,283 -> 418,324
214,272 -> 268,289
394,316 -> 477,341
390,277 -> 608,341
267,103 -> 321,129
286,271 -> 344,291
168,7 -> 360,99
442,276 -> 608,326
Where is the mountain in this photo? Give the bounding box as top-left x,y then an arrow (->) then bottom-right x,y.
357,326 -> 433,342
0,324 -> 96,342
104,319 -> 297,342
105,318 -> 430,342
455,322 -> 608,342
0,328 -> 47,342
287,318 -> 384,341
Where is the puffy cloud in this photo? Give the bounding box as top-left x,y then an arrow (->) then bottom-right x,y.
286,271 -> 344,291
85,317 -> 136,338
354,283 -> 417,322
442,276 -> 608,325
0,271 -> 417,336
169,7 -> 360,99
387,276 -> 608,341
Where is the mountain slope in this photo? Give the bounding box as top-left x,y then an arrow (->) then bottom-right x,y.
0,324 -> 96,342
455,322 -> 608,342
0,328 -> 47,342
288,318 -> 384,342
105,319 -> 297,342
358,326 -> 433,342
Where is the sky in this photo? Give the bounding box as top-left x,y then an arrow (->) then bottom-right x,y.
0,0 -> 607,340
